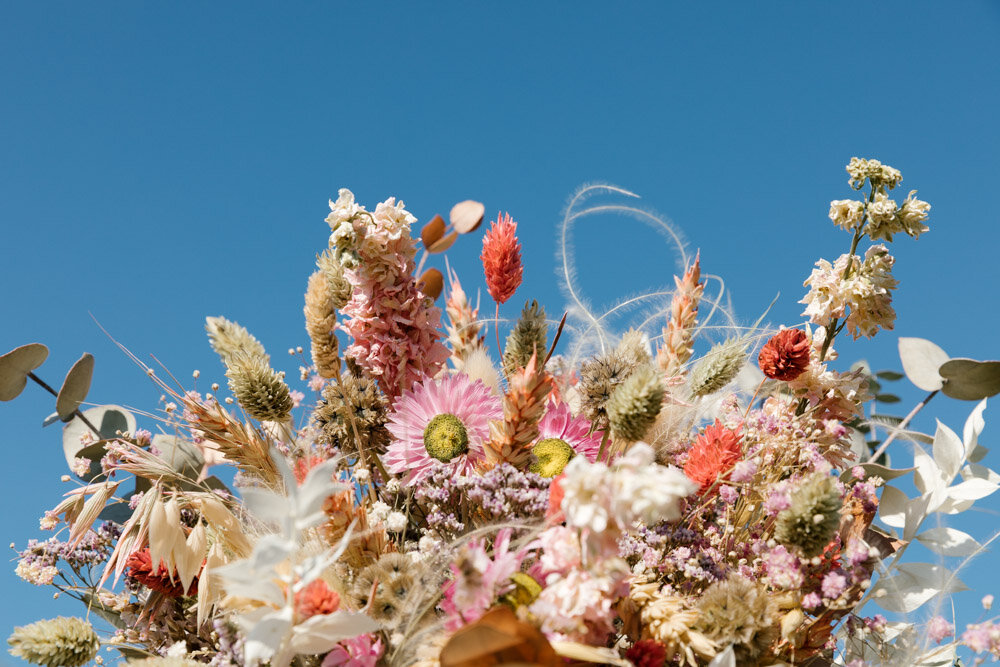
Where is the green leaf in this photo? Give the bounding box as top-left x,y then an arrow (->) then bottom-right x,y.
0,343 -> 49,401
56,353 -> 94,420
898,337 -> 950,392
876,370 -> 905,381
939,358 -> 1000,401
80,590 -> 125,630
875,394 -> 901,404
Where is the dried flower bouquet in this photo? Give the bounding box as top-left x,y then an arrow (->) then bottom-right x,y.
6,159 -> 1000,667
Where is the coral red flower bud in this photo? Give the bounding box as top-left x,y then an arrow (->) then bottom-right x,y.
758,328 -> 811,381
683,420 -> 743,494
125,548 -> 198,597
294,579 -> 341,618
546,473 -> 566,524
481,212 -> 523,305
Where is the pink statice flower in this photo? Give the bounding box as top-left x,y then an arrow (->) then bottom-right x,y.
384,373 -> 501,483
821,571 -> 847,599
962,621 -> 1000,656
441,528 -> 534,631
536,400 -> 603,463
763,545 -> 802,590
927,616 -> 954,644
321,633 -> 383,667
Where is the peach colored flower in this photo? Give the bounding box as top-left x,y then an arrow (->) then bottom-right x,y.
758,328 -> 811,381
683,421 -> 743,494
481,212 -> 523,305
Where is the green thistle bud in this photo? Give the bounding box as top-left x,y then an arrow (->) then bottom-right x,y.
225,353 -> 293,422
423,413 -> 469,462
8,616 -> 99,667
529,438 -> 575,477
317,249 -> 353,310
205,316 -> 268,366
688,338 -> 747,398
774,475 -> 842,557
503,300 -> 548,377
606,364 -> 665,442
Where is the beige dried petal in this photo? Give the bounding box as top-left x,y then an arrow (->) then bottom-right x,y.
68,481 -> 120,546
197,542 -> 228,626
175,522 -> 206,594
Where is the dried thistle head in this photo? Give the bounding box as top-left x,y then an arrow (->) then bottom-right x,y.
314,370 -> 389,456
7,616 -> 99,667
694,574 -> 778,664
774,474 -> 842,557
503,300 -> 548,377
688,338 -> 747,398
205,316 -> 268,366
578,350 -> 639,431
618,328 -> 652,368
225,352 -> 293,422
347,552 -> 422,629
317,248 -> 353,310
607,364 -> 665,443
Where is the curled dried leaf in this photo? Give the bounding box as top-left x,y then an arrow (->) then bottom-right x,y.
428,230 -> 459,254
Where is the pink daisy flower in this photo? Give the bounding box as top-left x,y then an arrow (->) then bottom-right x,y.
530,400 -> 603,477
384,373 -> 502,482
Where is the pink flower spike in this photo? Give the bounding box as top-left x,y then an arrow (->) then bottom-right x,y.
481,212 -> 523,305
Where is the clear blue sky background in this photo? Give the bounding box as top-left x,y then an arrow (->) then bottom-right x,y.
2,2 -> 999,664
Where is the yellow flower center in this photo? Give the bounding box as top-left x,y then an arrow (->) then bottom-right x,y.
423,413 -> 470,462
529,438 -> 575,478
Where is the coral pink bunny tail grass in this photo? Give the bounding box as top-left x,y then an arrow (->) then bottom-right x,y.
481,212 -> 523,306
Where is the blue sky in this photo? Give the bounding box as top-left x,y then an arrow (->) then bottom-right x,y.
2,1 -> 1000,663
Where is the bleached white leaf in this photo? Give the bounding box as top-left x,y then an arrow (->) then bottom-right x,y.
706,646 -> 735,667
968,444 -> 990,464
899,337 -> 949,391
289,611 -> 378,654
241,488 -> 291,529
294,524 -> 354,588
935,496 -> 974,516
916,526 -> 981,557
241,607 -> 293,667
896,563 -> 968,593
870,563 -> 967,614
879,485 -> 908,528
963,462 -> 1000,485
912,445 -> 943,496
903,495 -> 932,541
963,399 -> 988,457
945,477 -> 998,502
249,534 -> 297,571
932,421 -> 963,480
296,459 -> 346,520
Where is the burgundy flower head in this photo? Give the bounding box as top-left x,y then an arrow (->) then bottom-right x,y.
758,328 -> 811,381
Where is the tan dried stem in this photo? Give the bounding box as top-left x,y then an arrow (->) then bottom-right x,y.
657,253 -> 704,376
484,352 -> 552,468
305,271 -> 341,378
181,394 -> 280,486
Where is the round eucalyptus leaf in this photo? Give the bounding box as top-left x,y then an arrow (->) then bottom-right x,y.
0,343 -> 49,401
898,337 -> 950,392
56,353 -> 95,420
153,434 -> 204,480
939,358 -> 1000,401
63,404 -> 136,473
418,267 -> 444,300
450,200 -> 485,234
420,214 -> 446,248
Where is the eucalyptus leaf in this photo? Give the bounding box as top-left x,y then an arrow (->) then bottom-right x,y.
875,394 -> 901,404
152,434 -> 204,480
876,370 -> 905,381
0,343 -> 49,401
41,411 -> 61,427
98,500 -> 134,524
80,590 -> 125,630
63,405 -> 136,472
56,353 -> 94,420
839,463 -> 914,483
939,358 -> 1000,401
898,337 -> 949,392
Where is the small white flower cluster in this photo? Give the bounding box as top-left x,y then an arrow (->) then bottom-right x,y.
560,443 -> 696,533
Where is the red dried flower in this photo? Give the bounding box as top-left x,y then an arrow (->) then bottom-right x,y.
294,579 -> 341,618
758,328 -> 811,381
546,473 -> 566,524
683,420 -> 743,494
126,548 -> 198,597
626,639 -> 667,667
480,212 -> 523,305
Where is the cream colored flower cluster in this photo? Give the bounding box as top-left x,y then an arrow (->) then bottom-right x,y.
800,244 -> 899,339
